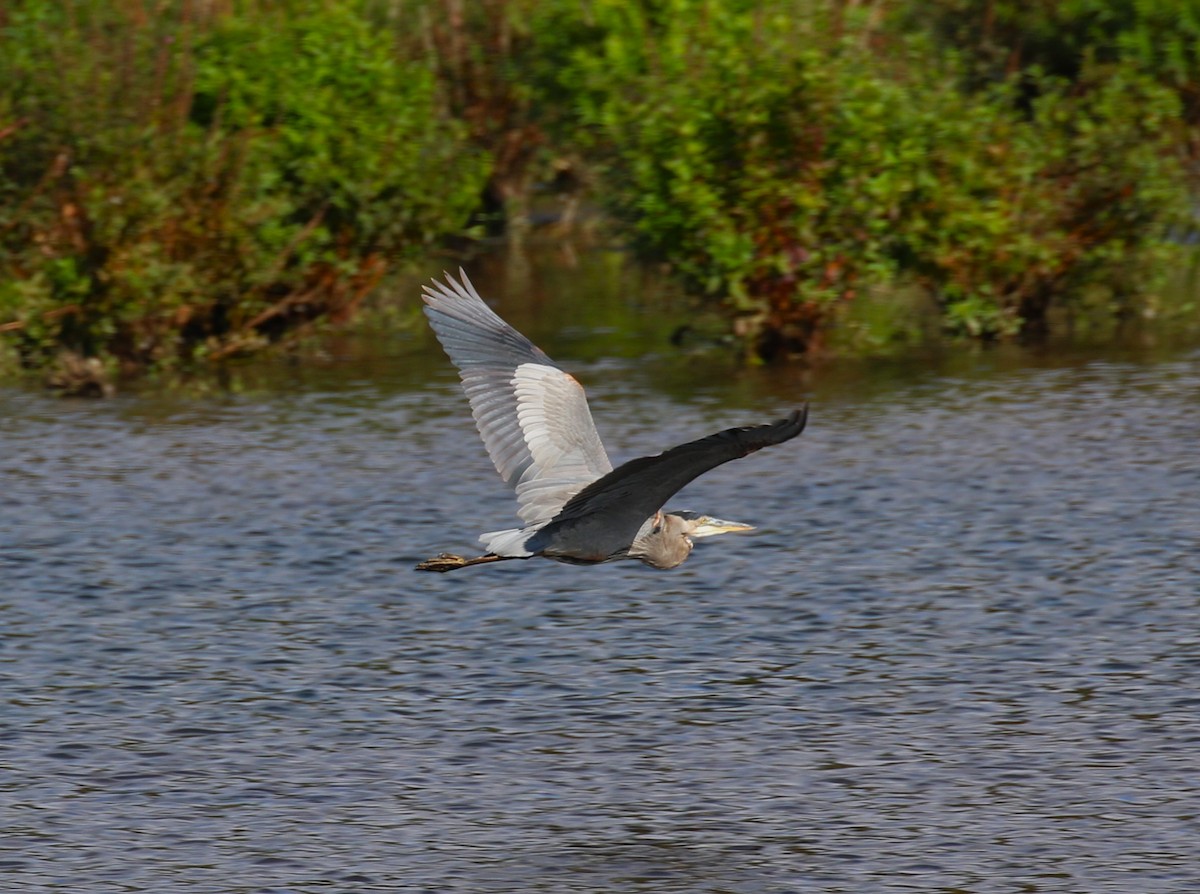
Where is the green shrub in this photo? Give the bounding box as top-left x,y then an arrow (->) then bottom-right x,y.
0,1 -> 488,377
910,0 -> 1200,121
2,0 -> 1194,379
900,69 -> 1187,338
536,0 -> 1189,354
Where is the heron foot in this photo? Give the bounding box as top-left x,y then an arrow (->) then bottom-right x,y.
415,553 -> 469,572
415,552 -> 507,573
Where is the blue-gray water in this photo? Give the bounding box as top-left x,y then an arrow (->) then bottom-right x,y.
2,326 -> 1199,892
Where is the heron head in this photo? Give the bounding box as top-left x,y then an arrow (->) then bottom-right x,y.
632,510 -> 755,569
667,508 -> 748,552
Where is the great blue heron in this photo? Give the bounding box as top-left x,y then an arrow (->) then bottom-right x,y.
415,270 -> 807,572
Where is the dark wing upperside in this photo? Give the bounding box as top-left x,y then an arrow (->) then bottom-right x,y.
528,407 -> 808,558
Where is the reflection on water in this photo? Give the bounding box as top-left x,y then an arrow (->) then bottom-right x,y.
2,252 -> 1200,892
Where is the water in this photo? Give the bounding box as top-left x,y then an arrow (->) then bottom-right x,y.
2,272 -> 1199,892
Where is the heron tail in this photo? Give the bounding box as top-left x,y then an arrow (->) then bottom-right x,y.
479,526 -> 537,557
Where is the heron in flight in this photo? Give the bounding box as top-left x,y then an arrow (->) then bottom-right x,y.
416,270 -> 807,572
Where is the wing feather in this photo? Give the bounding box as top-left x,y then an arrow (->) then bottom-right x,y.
527,408 -> 808,558
422,270 -> 613,526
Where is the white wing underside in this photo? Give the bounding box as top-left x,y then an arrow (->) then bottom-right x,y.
422,271 -> 613,554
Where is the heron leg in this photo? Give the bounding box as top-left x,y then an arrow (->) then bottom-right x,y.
415,552 -> 511,573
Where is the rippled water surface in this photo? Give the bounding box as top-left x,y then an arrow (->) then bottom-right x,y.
3,301 -> 1199,892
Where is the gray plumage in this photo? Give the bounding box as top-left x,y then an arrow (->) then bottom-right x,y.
417,270 -> 807,572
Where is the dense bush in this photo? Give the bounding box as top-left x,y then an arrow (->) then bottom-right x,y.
0,1 -> 487,382
542,0 -> 1189,355
912,0 -> 1200,123
902,70 -> 1186,339
1,0 -> 1195,385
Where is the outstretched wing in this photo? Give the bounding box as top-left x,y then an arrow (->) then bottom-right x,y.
422,269 -> 614,525
530,408 -> 808,557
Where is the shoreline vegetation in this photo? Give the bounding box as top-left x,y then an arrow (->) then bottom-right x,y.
2,1 -> 1199,393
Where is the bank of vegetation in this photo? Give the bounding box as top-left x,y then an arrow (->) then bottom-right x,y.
2,0 -> 1198,389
